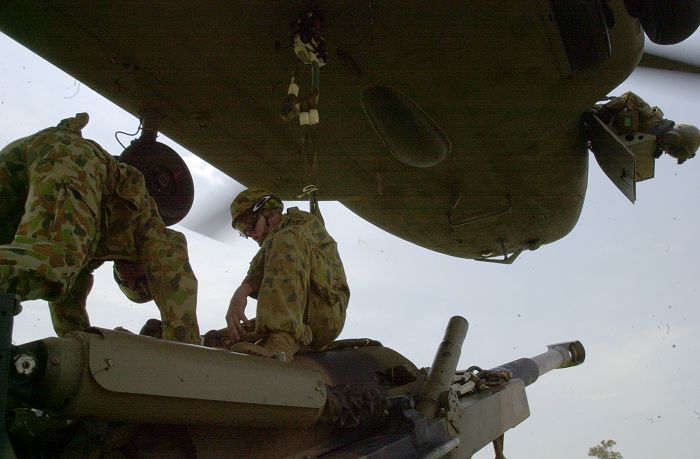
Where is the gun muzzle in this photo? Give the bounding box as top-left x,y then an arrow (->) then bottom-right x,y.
492,341 -> 585,386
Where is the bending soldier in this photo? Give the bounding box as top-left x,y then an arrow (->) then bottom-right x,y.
0,113 -> 200,344
226,188 -> 350,361
601,91 -> 700,164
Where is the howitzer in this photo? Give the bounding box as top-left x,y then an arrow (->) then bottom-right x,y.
1,295 -> 584,458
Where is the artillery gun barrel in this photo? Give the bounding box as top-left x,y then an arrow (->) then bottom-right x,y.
491,341 -> 585,386
444,341 -> 586,457
416,315 -> 469,418
10,328 -> 327,427
4,304 -> 587,458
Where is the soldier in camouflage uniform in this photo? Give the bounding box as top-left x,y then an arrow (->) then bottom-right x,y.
0,113 -> 200,344
226,188 -> 349,361
601,91 -> 700,164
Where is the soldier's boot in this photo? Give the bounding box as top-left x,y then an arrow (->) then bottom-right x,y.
230,332 -> 300,362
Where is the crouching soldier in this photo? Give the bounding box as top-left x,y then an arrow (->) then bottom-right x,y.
225,188 -> 350,361
600,91 -> 700,164
0,113 -> 200,344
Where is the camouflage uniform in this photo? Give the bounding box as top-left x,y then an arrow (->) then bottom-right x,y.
0,114 -> 200,343
601,92 -> 699,163
603,91 -> 664,133
244,207 -> 349,350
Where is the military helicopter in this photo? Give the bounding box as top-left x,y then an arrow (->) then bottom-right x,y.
1,1 -> 700,455
1,1 -> 698,263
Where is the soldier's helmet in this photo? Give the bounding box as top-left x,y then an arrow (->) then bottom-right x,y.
661,124 -> 700,163
230,188 -> 284,234
113,261 -> 153,304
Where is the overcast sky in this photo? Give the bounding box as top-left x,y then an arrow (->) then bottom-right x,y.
2,30 -> 700,458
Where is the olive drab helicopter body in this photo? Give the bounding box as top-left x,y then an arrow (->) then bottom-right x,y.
1,1 -> 697,262
1,0 -> 699,457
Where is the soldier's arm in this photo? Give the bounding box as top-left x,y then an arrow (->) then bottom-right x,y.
137,205 -> 200,344
226,247 -> 266,341
226,281 -> 253,342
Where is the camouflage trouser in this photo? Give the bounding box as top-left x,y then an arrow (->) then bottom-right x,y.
49,261 -> 101,337
256,228 -> 348,351
0,138 -> 104,301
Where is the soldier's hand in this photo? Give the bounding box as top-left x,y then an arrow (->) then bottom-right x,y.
226,283 -> 253,342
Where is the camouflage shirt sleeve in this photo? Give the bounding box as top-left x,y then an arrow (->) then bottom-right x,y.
603,92 -> 664,133
604,91 -> 637,113
244,247 -> 266,297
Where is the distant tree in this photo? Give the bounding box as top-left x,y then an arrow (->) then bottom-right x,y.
588,439 -> 623,459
